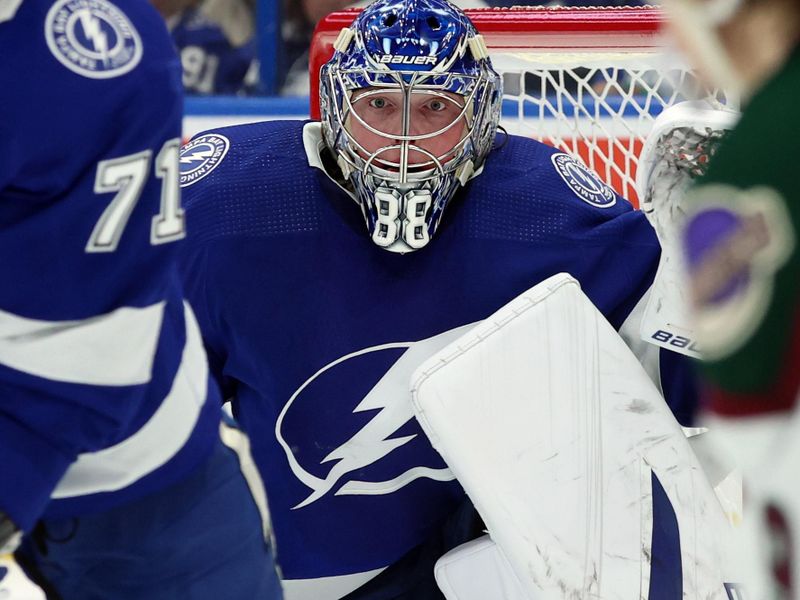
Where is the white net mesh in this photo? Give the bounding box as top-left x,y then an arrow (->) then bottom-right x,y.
494,50 -> 734,204
310,6 -> 738,205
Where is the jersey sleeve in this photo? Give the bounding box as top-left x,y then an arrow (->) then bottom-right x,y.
178,244 -> 238,402
0,0 -> 203,531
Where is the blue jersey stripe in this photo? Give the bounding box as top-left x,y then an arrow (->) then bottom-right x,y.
649,471 -> 683,599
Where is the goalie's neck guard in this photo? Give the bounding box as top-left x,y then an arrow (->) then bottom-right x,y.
319,0 -> 502,253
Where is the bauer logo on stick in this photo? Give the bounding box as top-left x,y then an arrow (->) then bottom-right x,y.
551,153 -> 617,208
180,134 -> 231,188
45,0 -> 142,79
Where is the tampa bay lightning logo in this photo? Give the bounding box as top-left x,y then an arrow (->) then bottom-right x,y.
179,134 -> 230,187
45,0 -> 142,79
276,324 -> 475,509
551,153 -> 616,208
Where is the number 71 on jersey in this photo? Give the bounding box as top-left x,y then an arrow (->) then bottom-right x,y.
86,138 -> 185,253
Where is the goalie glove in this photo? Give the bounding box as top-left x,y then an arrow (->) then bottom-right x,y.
636,102 -> 740,357
637,101 -> 738,234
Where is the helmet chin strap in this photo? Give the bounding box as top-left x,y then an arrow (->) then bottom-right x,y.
667,0 -> 747,100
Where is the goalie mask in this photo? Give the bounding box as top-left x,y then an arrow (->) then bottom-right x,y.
320,0 -> 502,252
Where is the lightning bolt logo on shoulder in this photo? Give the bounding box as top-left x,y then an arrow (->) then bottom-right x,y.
180,134 -> 231,187
551,153 -> 617,208
45,0 -> 142,79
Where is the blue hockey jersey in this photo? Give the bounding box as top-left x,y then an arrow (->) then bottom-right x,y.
0,0 -> 220,532
178,120 -> 691,597
170,6 -> 256,96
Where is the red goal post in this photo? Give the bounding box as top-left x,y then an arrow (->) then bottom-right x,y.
308,6 -> 729,206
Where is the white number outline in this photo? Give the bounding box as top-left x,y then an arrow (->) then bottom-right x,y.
87,150 -> 151,253
403,192 -> 431,249
181,46 -> 219,94
372,189 -> 401,247
151,139 -> 186,244
87,139 -> 186,253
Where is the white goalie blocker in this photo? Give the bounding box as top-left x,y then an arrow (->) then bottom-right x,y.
411,274 -> 741,600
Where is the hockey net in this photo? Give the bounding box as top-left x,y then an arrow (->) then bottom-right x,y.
309,6 -> 734,206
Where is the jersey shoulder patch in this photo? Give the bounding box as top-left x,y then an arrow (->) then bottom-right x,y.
45,0 -> 143,79
180,121 -> 307,189
180,133 -> 231,188
550,153 -> 617,209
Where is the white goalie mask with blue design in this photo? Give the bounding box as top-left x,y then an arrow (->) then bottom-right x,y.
320,0 -> 502,252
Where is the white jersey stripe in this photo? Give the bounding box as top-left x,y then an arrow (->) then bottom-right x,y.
281,568 -> 387,600
219,421 -> 274,544
51,302 -> 208,499
0,302 -> 165,386
0,0 -> 23,23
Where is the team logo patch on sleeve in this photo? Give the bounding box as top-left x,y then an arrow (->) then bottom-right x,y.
551,153 -> 616,208
179,134 -> 230,187
683,185 -> 795,359
45,0 -> 142,79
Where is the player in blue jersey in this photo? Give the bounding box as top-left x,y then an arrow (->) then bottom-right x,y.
0,1 -> 281,599
177,1 -> 699,598
151,0 -> 257,95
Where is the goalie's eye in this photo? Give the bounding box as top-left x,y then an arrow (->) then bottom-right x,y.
428,99 -> 447,112
369,97 -> 388,109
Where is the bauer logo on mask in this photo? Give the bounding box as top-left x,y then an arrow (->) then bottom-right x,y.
378,55 -> 439,65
